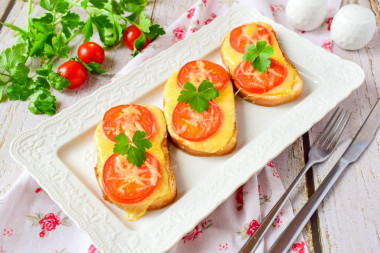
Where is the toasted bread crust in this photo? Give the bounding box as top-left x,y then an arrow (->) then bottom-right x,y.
169,124 -> 237,156
221,22 -> 303,106
146,135 -> 177,210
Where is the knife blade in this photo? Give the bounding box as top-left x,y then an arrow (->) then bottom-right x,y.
268,99 -> 380,253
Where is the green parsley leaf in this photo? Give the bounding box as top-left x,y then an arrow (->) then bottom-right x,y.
82,18 -> 93,42
113,131 -> 152,167
86,62 -> 107,74
122,0 -> 146,19
60,12 -> 83,38
6,83 -> 33,101
36,64 -> 54,76
36,64 -> 70,90
0,85 -> 5,101
177,80 -> 219,113
89,0 -> 108,9
91,14 -> 113,45
132,32 -> 146,56
132,130 -> 152,150
138,11 -> 151,33
40,0 -> 70,13
48,71 -> 70,91
29,33 -> 50,57
10,63 -> 30,82
75,57 -> 107,74
31,13 -> 55,34
242,40 -> 274,73
0,43 -> 28,72
28,88 -> 56,115
32,77 -> 51,90
51,34 -> 70,58
111,0 -> 124,15
80,0 -> 90,9
146,24 -> 165,41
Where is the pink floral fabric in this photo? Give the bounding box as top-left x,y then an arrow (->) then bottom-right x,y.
0,0 -> 341,252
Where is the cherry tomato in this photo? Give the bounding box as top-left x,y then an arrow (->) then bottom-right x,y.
172,101 -> 222,142
233,59 -> 287,93
57,61 -> 87,89
123,25 -> 149,51
102,104 -> 156,142
177,60 -> 229,91
230,24 -> 272,53
77,42 -> 105,64
103,153 -> 161,204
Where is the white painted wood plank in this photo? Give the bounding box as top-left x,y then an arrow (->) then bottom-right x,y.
0,0 -> 14,23
310,0 -> 380,251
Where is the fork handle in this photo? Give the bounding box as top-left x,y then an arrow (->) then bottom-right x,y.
268,160 -> 348,253
239,160 -> 315,253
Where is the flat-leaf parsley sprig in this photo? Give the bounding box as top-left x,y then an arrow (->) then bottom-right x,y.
242,40 -> 274,73
113,130 -> 152,167
177,80 -> 219,113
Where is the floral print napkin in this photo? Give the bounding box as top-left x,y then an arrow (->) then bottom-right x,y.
0,0 -> 341,252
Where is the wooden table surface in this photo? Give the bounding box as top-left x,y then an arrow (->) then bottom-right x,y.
1,0 -> 379,252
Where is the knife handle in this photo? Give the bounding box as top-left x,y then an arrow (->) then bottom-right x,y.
268,159 -> 349,253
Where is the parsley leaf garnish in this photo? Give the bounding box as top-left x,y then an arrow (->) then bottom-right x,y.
28,88 -> 56,115
75,57 -> 107,74
113,131 -> 152,167
177,80 -> 219,113
242,40 -> 274,73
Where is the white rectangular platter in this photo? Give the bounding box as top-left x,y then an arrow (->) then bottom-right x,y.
10,6 -> 364,253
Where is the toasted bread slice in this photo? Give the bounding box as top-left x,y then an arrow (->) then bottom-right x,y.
94,105 -> 176,221
163,61 -> 237,156
221,22 -> 303,106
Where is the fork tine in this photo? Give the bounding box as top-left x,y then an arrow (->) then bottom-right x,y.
315,107 -> 341,145
326,112 -> 351,150
321,109 -> 346,148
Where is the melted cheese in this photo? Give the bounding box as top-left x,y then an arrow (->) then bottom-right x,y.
94,105 -> 171,221
221,22 -> 298,95
164,71 -> 235,153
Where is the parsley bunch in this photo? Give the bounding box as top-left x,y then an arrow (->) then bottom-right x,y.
113,131 -> 152,167
177,80 -> 219,113
242,40 -> 274,73
0,0 -> 165,115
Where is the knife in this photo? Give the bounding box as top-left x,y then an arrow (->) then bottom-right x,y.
268,99 -> 380,253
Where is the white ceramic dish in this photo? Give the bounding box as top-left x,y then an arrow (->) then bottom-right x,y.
10,6 -> 364,253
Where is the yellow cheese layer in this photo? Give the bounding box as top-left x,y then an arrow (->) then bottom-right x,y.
94,105 -> 171,221
164,71 -> 235,153
221,22 -> 298,95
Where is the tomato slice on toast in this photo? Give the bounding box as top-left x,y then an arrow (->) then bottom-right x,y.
177,60 -> 228,91
234,59 -> 287,93
103,104 -> 156,142
102,153 -> 161,204
172,101 -> 222,142
230,24 -> 272,53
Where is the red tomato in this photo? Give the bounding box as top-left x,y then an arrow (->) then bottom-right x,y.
233,59 -> 287,93
177,60 -> 229,91
230,24 -> 272,53
77,42 -> 105,64
123,25 -> 149,51
172,101 -> 222,142
102,153 -> 161,204
102,104 -> 156,142
57,61 -> 87,89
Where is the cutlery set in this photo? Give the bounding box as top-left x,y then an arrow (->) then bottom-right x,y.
240,99 -> 380,253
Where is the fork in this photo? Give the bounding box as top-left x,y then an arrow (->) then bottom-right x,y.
239,107 -> 351,253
